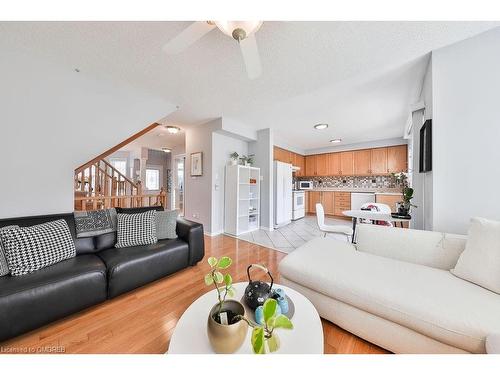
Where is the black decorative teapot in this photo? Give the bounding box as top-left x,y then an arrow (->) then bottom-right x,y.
244,264 -> 274,310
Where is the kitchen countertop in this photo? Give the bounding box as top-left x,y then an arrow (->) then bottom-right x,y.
303,188 -> 402,195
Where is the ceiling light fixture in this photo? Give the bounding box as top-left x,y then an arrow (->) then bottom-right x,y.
161,148 -> 172,153
215,21 -> 263,41
330,139 -> 342,143
165,125 -> 181,134
314,124 -> 329,130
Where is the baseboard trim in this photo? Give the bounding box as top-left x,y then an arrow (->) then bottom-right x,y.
204,231 -> 224,237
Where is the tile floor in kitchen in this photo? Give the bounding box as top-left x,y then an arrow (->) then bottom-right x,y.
236,215 -> 352,253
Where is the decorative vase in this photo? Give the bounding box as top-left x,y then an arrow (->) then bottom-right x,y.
207,300 -> 248,353
230,159 -> 238,166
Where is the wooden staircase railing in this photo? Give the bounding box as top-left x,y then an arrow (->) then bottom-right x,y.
74,159 -> 166,211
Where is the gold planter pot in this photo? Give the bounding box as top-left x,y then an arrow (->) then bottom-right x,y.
207,300 -> 248,354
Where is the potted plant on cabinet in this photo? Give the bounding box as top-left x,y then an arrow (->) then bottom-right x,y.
204,256 -> 248,353
229,152 -> 239,166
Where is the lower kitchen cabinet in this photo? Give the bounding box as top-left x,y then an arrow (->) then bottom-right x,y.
334,192 -> 351,216
307,191 -> 345,217
307,191 -> 322,214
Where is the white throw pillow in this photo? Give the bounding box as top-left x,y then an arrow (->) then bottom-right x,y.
451,217 -> 500,294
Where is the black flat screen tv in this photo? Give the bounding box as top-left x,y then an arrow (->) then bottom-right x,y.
419,119 -> 432,172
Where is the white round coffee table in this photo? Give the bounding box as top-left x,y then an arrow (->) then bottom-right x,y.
168,282 -> 323,354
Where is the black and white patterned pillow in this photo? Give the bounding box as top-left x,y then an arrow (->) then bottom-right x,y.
0,225 -> 19,276
0,219 -> 76,276
115,210 -> 158,248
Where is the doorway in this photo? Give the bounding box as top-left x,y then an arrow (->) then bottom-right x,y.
174,155 -> 185,216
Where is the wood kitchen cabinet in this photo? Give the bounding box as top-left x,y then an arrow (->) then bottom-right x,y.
315,154 -> 328,176
293,153 -> 305,177
387,145 -> 407,173
305,155 -> 316,176
321,191 -> 335,215
340,152 -> 354,175
306,191 -> 335,215
371,147 -> 388,175
334,192 -> 351,216
353,149 -> 371,176
307,191 -> 322,214
327,152 -> 341,176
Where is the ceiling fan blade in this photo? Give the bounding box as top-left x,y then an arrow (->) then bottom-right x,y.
162,21 -> 216,54
239,34 -> 262,79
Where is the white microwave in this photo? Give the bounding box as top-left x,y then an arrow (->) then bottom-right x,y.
299,180 -> 314,190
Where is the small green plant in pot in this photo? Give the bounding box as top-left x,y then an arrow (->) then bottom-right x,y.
204,256 -> 247,353
392,172 -> 417,215
239,298 -> 294,354
229,152 -> 239,166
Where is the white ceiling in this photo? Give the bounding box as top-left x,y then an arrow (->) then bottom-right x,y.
120,125 -> 185,153
2,21 -> 498,150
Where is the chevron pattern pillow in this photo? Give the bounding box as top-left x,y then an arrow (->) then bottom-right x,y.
115,210 -> 158,248
0,220 -> 76,276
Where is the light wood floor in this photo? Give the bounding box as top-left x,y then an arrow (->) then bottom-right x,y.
0,235 -> 389,354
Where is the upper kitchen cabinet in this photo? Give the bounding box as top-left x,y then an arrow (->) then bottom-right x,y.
273,146 -> 292,164
370,147 -> 388,175
340,151 -> 354,175
387,145 -> 408,173
315,154 -> 328,176
353,149 -> 371,176
292,153 -> 305,177
327,152 -> 341,176
305,155 -> 317,176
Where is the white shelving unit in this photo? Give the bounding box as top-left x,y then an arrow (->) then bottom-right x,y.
224,165 -> 261,236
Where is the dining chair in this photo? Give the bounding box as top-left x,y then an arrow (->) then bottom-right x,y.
315,203 -> 354,242
359,202 -> 393,226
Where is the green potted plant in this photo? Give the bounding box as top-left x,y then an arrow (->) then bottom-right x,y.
247,154 -> 255,166
229,152 -> 239,166
239,298 -> 294,354
204,256 -> 248,353
392,172 -> 417,216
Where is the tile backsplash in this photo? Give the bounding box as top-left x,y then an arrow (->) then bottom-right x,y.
297,175 -> 396,189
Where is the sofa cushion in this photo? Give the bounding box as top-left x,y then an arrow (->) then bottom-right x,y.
355,223 -> 466,270
451,217 -> 500,294
0,226 -> 18,276
279,237 -> 500,353
115,210 -> 157,248
156,210 -> 178,240
97,239 -> 189,298
74,208 -> 117,238
0,213 -> 94,255
0,254 -> 107,341
0,219 -> 76,276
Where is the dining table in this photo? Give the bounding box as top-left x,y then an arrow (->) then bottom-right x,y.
342,209 -> 412,243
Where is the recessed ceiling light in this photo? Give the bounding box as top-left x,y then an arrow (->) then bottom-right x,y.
330,138 -> 342,143
314,123 -> 329,130
161,147 -> 172,153
165,125 -> 181,134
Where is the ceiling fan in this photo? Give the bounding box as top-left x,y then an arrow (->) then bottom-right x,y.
162,21 -> 263,79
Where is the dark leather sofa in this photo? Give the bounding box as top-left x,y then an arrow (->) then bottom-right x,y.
0,207 -> 204,342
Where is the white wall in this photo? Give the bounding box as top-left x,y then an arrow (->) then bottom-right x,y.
249,129 -> 274,230
211,132 -> 249,235
0,44 -> 174,218
409,57 -> 433,230
431,27 -> 500,233
184,119 -> 220,233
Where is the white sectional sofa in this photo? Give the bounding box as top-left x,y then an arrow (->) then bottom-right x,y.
278,223 -> 500,353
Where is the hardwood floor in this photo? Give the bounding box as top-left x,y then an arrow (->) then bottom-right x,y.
0,234 -> 389,354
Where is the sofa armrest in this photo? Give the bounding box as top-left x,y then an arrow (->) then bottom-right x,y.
176,218 -> 205,266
